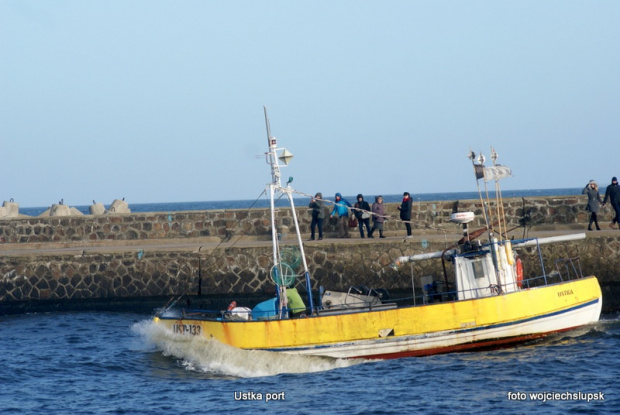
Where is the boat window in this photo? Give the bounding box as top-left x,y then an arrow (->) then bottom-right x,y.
472,260 -> 485,279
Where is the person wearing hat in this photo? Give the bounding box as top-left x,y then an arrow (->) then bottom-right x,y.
308,192 -> 325,240
353,194 -> 371,238
330,193 -> 352,238
603,177 -> 620,229
583,180 -> 603,230
397,192 -> 413,238
368,195 -> 386,238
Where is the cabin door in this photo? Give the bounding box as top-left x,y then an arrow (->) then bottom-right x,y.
455,255 -> 498,300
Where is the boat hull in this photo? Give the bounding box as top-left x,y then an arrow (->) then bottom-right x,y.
154,276 -> 602,359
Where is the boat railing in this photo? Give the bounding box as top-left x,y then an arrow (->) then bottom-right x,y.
317,286 -> 397,315
163,257 -> 589,320
181,309 -> 224,319
516,256 -> 585,289
414,283 -> 499,304
553,257 -> 584,282
409,257 -> 587,304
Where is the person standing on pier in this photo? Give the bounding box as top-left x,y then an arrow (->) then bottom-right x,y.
583,180 -> 603,231
330,193 -> 352,238
354,194 -> 371,238
308,192 -> 325,240
398,192 -> 413,238
368,195 -> 386,238
603,177 -> 620,229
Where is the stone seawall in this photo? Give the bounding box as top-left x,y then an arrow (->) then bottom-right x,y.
1,195 -> 617,314
0,195 -> 604,244
1,233 -> 618,314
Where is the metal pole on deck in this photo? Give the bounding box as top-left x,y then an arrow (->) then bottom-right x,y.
264,107 -> 286,318
286,190 -> 315,314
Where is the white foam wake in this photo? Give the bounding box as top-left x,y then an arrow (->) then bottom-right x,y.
132,319 -> 363,378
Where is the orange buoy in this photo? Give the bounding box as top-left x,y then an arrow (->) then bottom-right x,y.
227,301 -> 237,311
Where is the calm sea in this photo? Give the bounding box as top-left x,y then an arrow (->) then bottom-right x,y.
0,311 -> 617,414
18,188 -> 582,217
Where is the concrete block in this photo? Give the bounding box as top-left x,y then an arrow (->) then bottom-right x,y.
90,203 -> 106,215
2,201 -> 19,217
107,199 -> 131,214
50,204 -> 71,217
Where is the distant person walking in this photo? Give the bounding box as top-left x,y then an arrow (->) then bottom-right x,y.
308,192 -> 324,240
368,195 -> 386,238
603,177 -> 620,229
582,180 -> 603,231
353,194 -> 371,238
330,193 -> 352,238
398,192 -> 413,238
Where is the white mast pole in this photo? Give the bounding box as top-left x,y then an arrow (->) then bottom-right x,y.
491,147 -> 507,238
264,106 -> 287,318
285,188 -> 315,313
468,150 -> 490,231
264,106 -> 280,269
263,106 -> 314,315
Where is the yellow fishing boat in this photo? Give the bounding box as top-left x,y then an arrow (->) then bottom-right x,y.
153,109 -> 602,359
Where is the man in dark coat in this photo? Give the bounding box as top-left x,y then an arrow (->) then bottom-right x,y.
397,192 -> 413,238
603,177 -> 620,229
308,192 -> 325,240
354,194 -> 371,238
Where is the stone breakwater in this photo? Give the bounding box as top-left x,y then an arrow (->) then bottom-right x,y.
0,195 -> 605,244
1,232 -> 618,314
0,195 -> 618,314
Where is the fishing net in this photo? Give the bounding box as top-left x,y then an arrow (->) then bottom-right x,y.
270,263 -> 296,287
279,246 -> 302,270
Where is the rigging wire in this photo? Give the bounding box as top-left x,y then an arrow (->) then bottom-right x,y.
190,189 -> 268,300
288,187 -> 451,235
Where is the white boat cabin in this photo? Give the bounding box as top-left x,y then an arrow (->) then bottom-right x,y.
454,238 -> 520,300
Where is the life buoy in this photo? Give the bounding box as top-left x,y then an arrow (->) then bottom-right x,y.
515,257 -> 524,289
227,301 -> 237,311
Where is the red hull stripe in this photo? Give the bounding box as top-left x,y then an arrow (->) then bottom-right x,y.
355,326 -> 578,360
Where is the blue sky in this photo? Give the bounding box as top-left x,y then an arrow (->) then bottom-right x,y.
1,1 -> 619,208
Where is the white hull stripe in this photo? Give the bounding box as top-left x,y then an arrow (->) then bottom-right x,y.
264,298 -> 600,354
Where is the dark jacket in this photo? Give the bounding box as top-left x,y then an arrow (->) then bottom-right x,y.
309,198 -> 325,219
399,197 -> 412,221
354,194 -> 370,220
604,183 -> 620,206
371,198 -> 385,223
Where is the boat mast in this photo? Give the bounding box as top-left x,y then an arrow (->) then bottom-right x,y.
468,150 -> 492,240
469,150 -> 502,290
263,106 -> 315,316
264,106 -> 285,317
264,106 -> 280,187
264,106 -> 280,261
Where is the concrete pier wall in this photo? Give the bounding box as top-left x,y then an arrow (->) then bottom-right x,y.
0,196 -> 601,244
0,195 -> 617,314
1,232 -> 618,314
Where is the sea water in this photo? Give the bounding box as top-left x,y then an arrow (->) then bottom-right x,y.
18,188 -> 581,217
0,311 -> 617,414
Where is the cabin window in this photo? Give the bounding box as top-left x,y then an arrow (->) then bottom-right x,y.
472,260 -> 485,279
